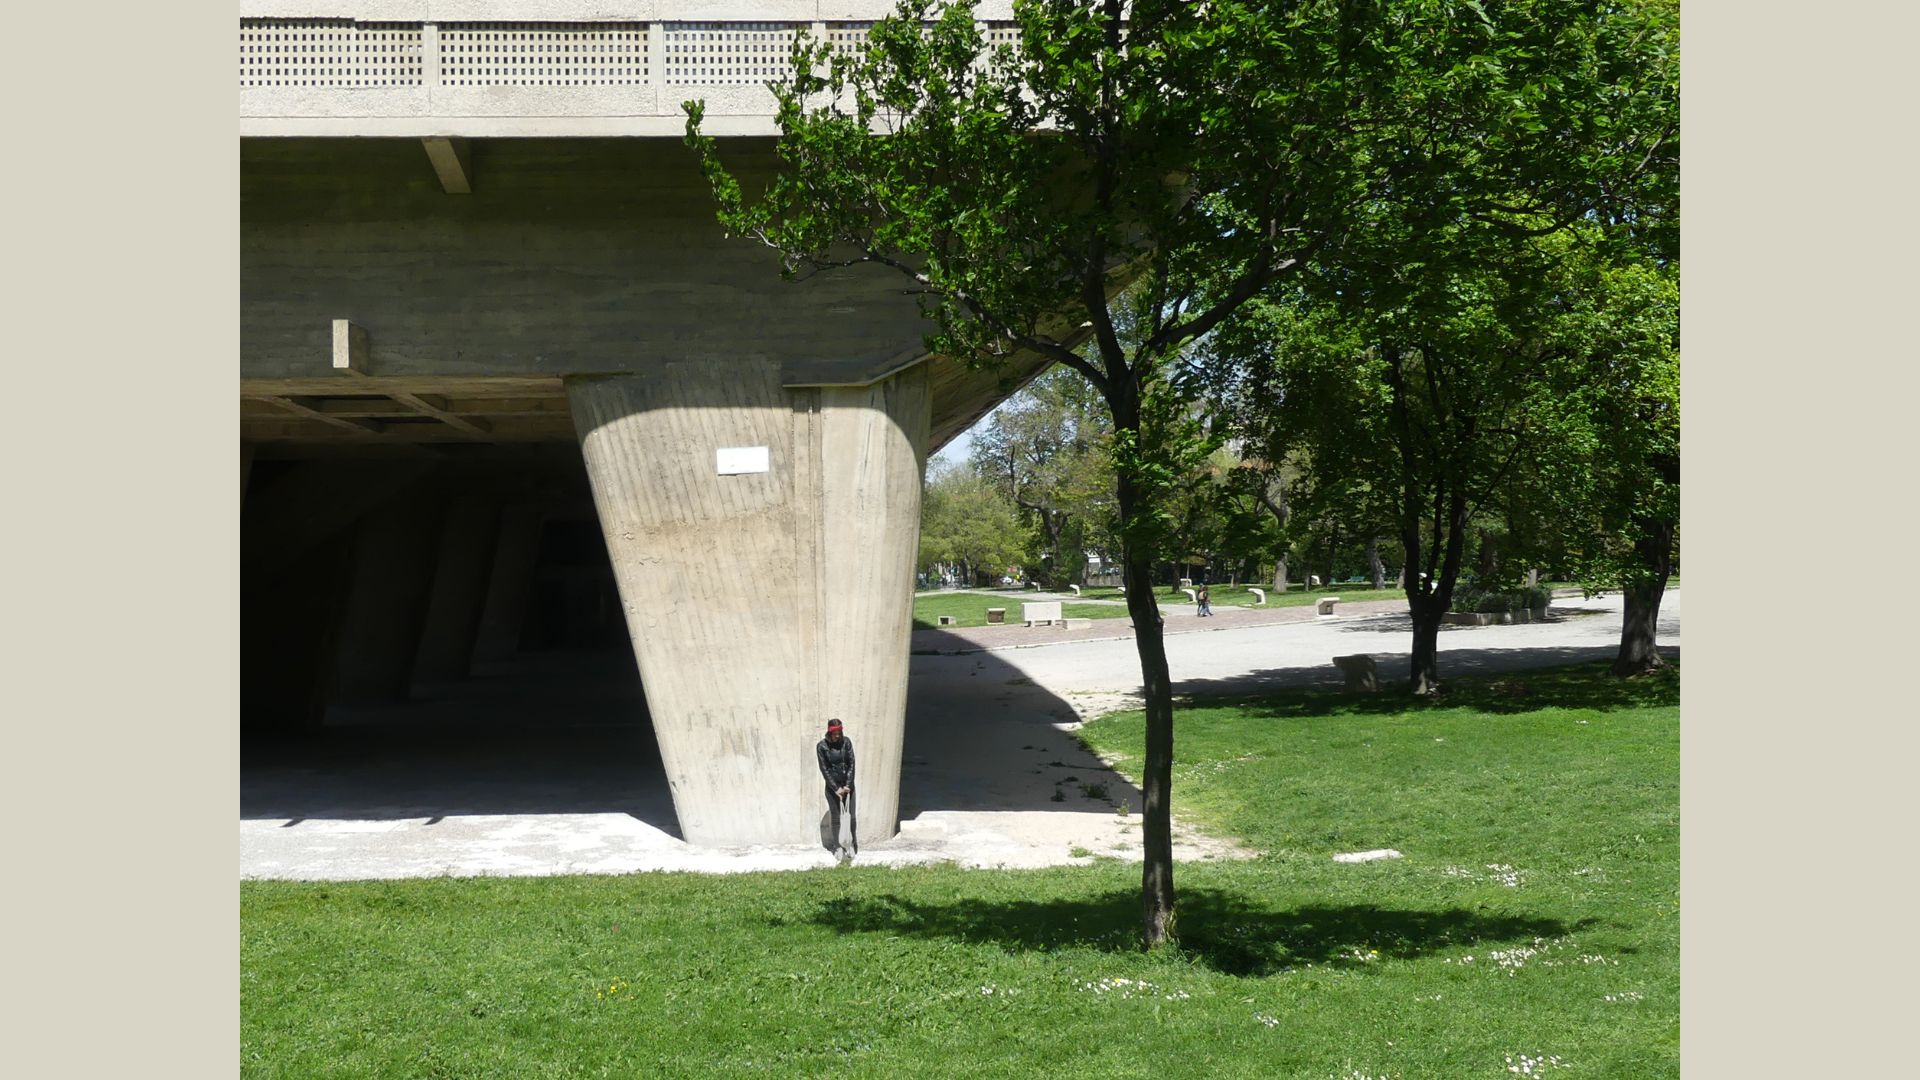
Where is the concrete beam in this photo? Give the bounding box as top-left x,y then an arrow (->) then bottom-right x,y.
249,394 -> 385,436
421,137 -> 473,194
569,359 -> 928,848
333,319 -> 369,375
390,391 -> 491,437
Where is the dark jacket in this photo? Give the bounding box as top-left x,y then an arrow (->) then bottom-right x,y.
817,735 -> 856,790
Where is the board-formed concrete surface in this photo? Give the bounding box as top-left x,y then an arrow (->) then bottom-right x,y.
241,590 -> 1678,879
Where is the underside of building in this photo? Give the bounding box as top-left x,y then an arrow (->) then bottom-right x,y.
241,7 -> 1049,847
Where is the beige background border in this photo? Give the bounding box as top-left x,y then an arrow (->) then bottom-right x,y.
1679,1 -> 1919,1075
10,1 -> 1916,1075
11,3 -> 240,1075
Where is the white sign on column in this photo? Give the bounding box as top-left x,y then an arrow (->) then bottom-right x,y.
716,446 -> 770,475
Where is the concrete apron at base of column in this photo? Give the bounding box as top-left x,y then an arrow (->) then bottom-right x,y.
569,362 -> 929,849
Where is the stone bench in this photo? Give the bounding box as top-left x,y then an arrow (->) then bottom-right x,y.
1022,600 -> 1063,627
1181,588 -> 1198,604
1248,587 -> 1266,605
936,615 -> 957,626
1068,584 -> 1081,596
986,607 -> 1006,624
1332,653 -> 1378,691
1316,596 -> 1341,616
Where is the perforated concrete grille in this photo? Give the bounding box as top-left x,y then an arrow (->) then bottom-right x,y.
239,20 -> 423,88
661,22 -> 800,85
440,24 -> 648,86
826,22 -> 874,59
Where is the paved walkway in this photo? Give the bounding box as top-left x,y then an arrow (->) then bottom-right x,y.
241,590 -> 1676,881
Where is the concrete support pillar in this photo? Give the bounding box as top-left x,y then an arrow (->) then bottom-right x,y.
330,497 -> 446,704
470,506 -> 547,668
241,534 -> 356,731
411,496 -> 503,687
569,360 -> 929,848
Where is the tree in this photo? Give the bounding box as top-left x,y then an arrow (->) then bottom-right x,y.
1212,226 -> 1674,692
918,460 -> 1025,587
1523,255 -> 1679,674
970,367 -> 1115,588
686,0 -> 1675,943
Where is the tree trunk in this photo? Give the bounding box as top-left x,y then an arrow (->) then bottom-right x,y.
1113,416 -> 1176,949
1401,490 -> 1469,695
1408,592 -> 1442,695
1613,513 -> 1674,675
1272,558 -> 1288,593
1123,537 -> 1175,947
1367,537 -> 1385,590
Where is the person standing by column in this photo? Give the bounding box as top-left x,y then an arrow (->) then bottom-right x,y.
816,718 -> 857,861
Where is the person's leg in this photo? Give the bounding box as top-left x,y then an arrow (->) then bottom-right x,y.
825,784 -> 843,854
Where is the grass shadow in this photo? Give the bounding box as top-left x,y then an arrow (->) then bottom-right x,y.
1180,657 -> 1679,721
787,888 -> 1589,977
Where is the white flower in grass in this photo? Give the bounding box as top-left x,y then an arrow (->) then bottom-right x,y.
1485,863 -> 1525,887
1255,1013 -> 1279,1028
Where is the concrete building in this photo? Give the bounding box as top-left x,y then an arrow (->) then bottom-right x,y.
240,3 -> 1049,848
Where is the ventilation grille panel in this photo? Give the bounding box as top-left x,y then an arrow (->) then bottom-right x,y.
240,20 -> 423,88
440,23 -> 648,86
661,22 -> 800,86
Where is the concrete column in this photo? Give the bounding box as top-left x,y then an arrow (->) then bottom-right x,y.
410,496 -> 503,687
241,533 -> 356,731
470,506 -> 547,668
569,360 -> 929,848
330,497 -> 447,704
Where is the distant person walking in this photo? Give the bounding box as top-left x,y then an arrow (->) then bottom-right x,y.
816,718 -> 857,861
1197,584 -> 1212,617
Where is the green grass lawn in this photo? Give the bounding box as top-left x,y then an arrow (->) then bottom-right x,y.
242,662 -> 1676,1079
911,591 -> 1133,629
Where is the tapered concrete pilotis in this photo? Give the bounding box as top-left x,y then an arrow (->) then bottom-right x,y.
411,497 -> 503,686
569,362 -> 929,848
332,498 -> 446,703
471,508 -> 546,668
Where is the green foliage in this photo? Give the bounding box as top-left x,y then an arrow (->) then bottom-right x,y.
1522,257 -> 1681,595
970,367 -> 1116,585
1447,585 -> 1547,615
919,461 -> 1026,582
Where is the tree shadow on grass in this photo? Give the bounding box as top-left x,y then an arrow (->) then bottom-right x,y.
786,888 -> 1591,977
1180,655 -> 1679,720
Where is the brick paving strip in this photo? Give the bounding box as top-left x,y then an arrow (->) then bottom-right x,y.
909,588 -> 1590,655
